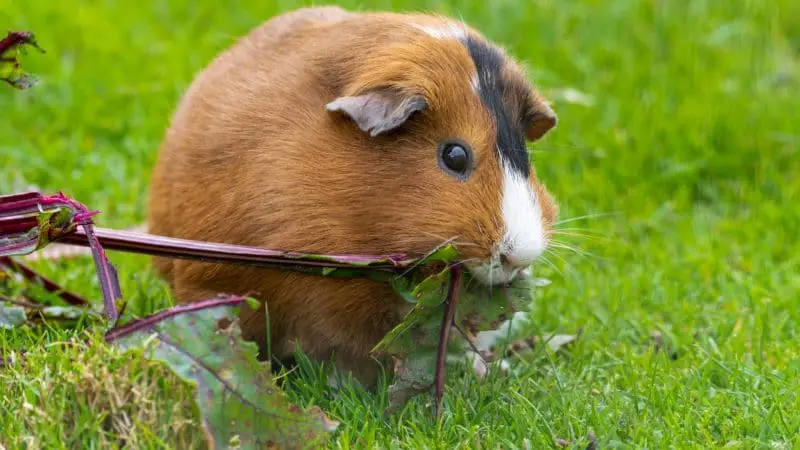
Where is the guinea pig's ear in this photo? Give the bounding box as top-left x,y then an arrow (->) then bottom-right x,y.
526,102 -> 557,142
326,88 -> 427,137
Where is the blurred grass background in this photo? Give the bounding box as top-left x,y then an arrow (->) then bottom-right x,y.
1,0 -> 799,448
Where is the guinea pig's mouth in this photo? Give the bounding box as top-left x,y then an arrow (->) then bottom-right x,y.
463,259 -> 532,288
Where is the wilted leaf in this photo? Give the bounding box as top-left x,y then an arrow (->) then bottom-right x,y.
375,259 -> 572,410
386,352 -> 438,410
381,316 -> 446,411
105,296 -> 338,450
374,247 -> 554,409
457,273 -> 539,336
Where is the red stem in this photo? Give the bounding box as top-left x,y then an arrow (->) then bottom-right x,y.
56,227 -> 410,273
0,32 -> 30,56
433,265 -> 462,417
82,223 -> 120,321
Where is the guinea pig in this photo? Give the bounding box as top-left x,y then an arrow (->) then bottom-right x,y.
147,5 -> 558,387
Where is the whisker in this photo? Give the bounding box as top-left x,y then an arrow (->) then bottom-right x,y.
548,241 -> 595,258
418,230 -> 483,249
551,230 -> 605,240
553,227 -> 599,233
487,257 -> 495,299
462,269 -> 481,294
453,242 -> 482,248
528,144 -> 599,153
549,236 -> 606,256
447,257 -> 480,270
549,238 -> 581,248
549,244 -> 587,256
555,212 -> 620,226
417,230 -> 460,245
545,248 -> 571,266
551,234 -> 608,246
544,248 -> 589,275
398,238 -> 461,278
550,242 -> 613,263
549,238 -> 587,250
537,254 -> 563,276
544,251 -> 577,276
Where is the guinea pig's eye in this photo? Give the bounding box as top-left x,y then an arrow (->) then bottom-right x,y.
438,141 -> 473,180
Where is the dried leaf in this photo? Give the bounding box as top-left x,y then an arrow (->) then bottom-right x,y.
105,296 -> 338,450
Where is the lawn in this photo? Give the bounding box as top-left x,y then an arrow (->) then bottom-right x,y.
2,0 -> 799,448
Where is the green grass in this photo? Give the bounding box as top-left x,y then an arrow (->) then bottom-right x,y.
2,0 -> 799,448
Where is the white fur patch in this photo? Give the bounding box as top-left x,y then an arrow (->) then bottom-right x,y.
411,22 -> 468,41
499,163 -> 547,266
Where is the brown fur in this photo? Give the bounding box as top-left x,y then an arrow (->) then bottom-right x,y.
147,6 -> 557,386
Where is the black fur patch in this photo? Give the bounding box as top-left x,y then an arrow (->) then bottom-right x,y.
464,36 -> 530,177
